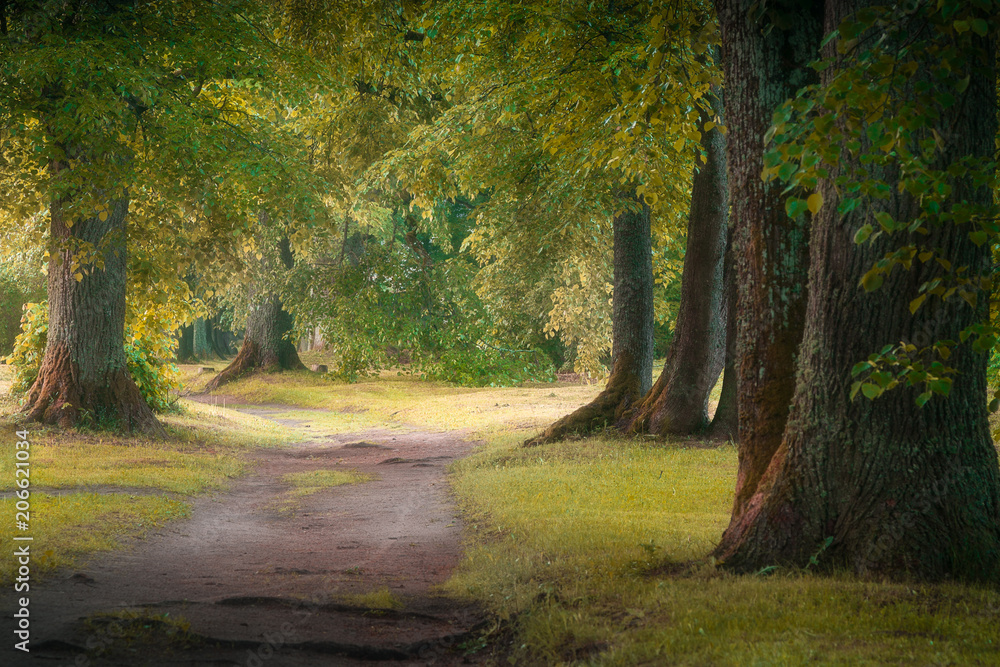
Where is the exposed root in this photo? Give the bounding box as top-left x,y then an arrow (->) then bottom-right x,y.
23,342 -> 165,437
524,356 -> 641,447
205,338 -> 306,392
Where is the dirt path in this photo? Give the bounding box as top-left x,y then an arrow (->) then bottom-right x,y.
7,403 -> 486,666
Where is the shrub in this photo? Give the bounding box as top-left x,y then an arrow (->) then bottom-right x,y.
6,302 -> 180,413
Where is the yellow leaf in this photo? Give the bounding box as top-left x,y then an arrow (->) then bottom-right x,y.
806,192 -> 824,215
672,138 -> 685,152
74,273 -> 83,282
909,294 -> 926,314
98,210 -> 109,222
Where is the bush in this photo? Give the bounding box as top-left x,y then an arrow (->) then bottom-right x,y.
0,258 -> 46,357
6,301 -> 180,413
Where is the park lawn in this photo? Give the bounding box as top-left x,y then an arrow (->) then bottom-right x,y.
447,429 -> 1000,665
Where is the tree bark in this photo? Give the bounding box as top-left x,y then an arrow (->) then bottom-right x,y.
176,324 -> 195,362
625,101 -> 728,436
205,236 -> 305,391
193,317 -> 211,359
526,191 -> 654,446
23,192 -> 165,437
714,1 -> 1000,581
704,233 -> 738,441
714,0 -> 824,525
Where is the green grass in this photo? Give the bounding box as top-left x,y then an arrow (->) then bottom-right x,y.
446,430 -> 1000,665
282,469 -> 375,497
0,492 -> 189,583
341,586 -> 405,611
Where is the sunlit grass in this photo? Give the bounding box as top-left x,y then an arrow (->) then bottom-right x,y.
341,586 -> 404,611
282,469 -> 375,497
447,429 -> 1000,665
206,370 -> 603,437
0,400 -> 286,494
0,492 -> 189,584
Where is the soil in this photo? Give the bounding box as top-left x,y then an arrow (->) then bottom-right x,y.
4,399 -> 489,666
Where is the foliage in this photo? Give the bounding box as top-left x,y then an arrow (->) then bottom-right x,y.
5,302 -> 48,395
288,221 -> 555,386
6,301 -> 181,413
761,0 -> 1000,406
0,245 -> 46,356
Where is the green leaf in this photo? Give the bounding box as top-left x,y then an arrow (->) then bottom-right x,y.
916,391 -> 933,408
861,383 -> 882,400
854,223 -> 874,244
785,197 -> 809,218
860,271 -> 884,292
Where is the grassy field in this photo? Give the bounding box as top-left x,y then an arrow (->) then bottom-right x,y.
2,361 -> 999,664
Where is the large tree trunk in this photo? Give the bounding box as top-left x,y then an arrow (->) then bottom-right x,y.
205,236 -> 305,392
24,193 -> 165,437
625,101 -> 728,436
714,0 -> 824,525
705,232 -> 738,441
715,1 -> 1000,580
526,191 -> 654,446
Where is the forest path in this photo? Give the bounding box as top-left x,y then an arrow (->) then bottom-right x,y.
12,399 -> 486,666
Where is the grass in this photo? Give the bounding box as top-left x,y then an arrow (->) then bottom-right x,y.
0,492 -> 188,583
446,429 -> 1000,665
282,469 -> 375,497
341,586 -> 405,611
198,366 -> 603,438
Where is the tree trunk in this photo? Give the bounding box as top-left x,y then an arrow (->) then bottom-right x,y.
714,0 -> 823,525
193,317 -> 211,359
705,231 -> 738,441
23,192 -> 165,437
526,191 -> 653,446
205,236 -> 305,392
714,1 -> 1000,581
625,101 -> 728,436
176,324 -> 195,363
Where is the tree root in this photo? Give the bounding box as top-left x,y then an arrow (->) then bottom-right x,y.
524,357 -> 641,447
23,342 -> 165,437
204,338 -> 306,392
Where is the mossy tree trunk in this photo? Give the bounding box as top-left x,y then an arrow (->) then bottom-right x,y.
625,100 -> 728,437
714,0 -> 1000,580
714,0 -> 823,526
526,190 -> 654,446
193,317 -> 212,359
205,236 -> 305,391
24,190 -> 164,437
